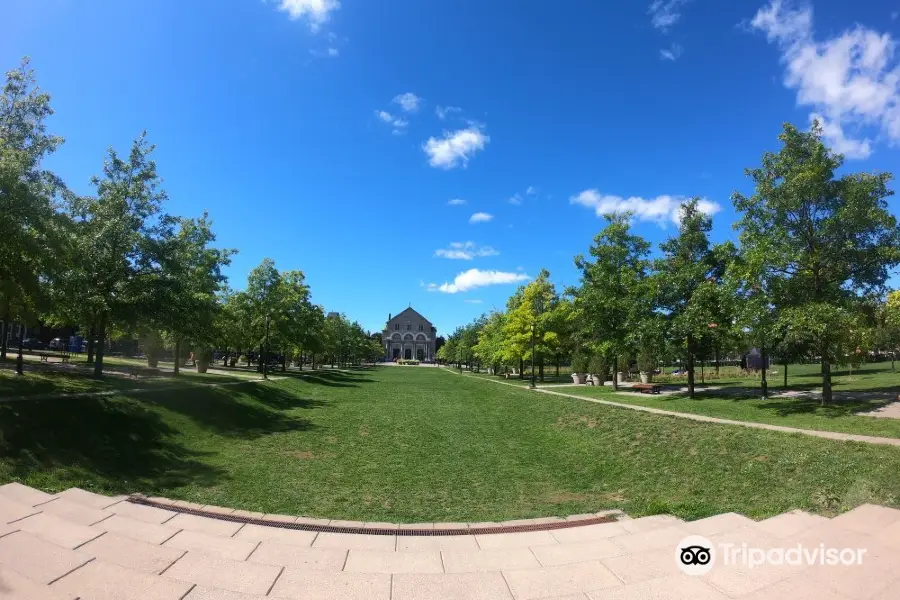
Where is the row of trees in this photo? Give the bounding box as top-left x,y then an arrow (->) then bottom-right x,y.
1,58 -> 378,376
439,123 -> 900,404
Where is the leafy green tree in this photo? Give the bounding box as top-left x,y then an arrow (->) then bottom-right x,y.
654,199 -> 727,398
733,122 -> 900,403
573,214 -> 651,389
0,58 -> 64,359
502,271 -> 560,380
473,311 -> 507,374
69,132 -> 171,377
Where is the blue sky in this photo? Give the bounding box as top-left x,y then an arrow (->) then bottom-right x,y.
4,0 -> 900,336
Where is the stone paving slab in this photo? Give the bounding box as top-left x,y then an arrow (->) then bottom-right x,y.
247,541 -> 347,571
52,487 -> 126,510
271,569 -> 391,600
165,512 -> 243,537
503,561 -> 624,599
475,531 -> 559,549
392,571 -> 512,600
164,529 -> 258,561
79,532 -> 185,574
183,586 -> 269,600
233,523 -> 318,547
91,514 -> 182,545
441,548 -> 542,573
163,551 -> 282,596
37,497 -> 113,526
0,565 -> 77,600
13,512 -> 104,549
530,538 -> 624,567
52,559 -> 194,600
0,482 -> 55,507
312,531 -> 397,551
0,530 -> 92,584
109,499 -> 178,524
396,534 -> 480,552
0,495 -> 40,524
344,548 -> 443,574
754,510 -> 831,539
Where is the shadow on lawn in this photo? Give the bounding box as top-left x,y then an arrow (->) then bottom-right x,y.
142,384 -> 320,438
0,396 -> 224,491
282,369 -> 375,388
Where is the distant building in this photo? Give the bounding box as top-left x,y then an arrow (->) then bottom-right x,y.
382,308 -> 437,361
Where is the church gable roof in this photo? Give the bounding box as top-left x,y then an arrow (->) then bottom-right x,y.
387,307 -> 433,328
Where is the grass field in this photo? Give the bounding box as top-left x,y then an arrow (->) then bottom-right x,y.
548,361 -> 900,439
2,366 -> 900,522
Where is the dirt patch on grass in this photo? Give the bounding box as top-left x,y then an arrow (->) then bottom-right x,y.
358,425 -> 370,437
554,414 -> 599,429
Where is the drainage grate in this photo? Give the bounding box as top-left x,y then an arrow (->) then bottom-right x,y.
128,496 -> 619,536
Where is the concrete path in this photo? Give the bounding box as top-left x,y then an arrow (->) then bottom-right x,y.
448,369 -> 900,447
1,483 -> 898,599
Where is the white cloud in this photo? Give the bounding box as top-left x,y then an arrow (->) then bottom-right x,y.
525,186 -> 538,195
750,0 -> 900,159
434,241 -> 499,260
648,0 -> 691,32
393,92 -> 422,113
277,0 -> 340,31
436,105 -> 463,120
660,43 -> 684,61
508,194 -> 523,206
327,47 -> 339,56
469,212 -> 494,224
375,110 -> 408,134
447,198 -> 467,206
464,299 -> 484,304
427,269 -> 530,294
423,127 -> 490,169
570,189 -> 722,226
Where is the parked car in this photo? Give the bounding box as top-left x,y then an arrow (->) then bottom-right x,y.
21,338 -> 47,350
49,337 -> 65,350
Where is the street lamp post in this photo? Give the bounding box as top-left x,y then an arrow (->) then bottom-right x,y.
16,331 -> 24,376
529,323 -> 536,389
263,314 -> 270,380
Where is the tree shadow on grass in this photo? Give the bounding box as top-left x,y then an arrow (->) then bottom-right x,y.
140,384 -> 318,439
279,370 -> 375,388
0,396 -> 224,493
729,393 -> 895,418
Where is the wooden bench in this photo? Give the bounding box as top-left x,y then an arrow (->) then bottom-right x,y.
632,383 -> 662,394
39,352 -> 70,364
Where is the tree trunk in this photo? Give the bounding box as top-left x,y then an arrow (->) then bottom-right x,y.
783,360 -> 788,388
539,359 -> 544,382
686,334 -> 696,399
258,344 -> 264,373
223,347 -> 228,366
612,357 -> 619,391
93,317 -> 106,378
821,358 -> 832,405
519,358 -> 524,379
760,342 -> 768,399
173,339 -> 181,376
555,357 -> 560,379
0,314 -> 7,361
86,324 -> 96,364
281,352 -> 286,372
715,344 -> 720,375
299,350 -> 304,371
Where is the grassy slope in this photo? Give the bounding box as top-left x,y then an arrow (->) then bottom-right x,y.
1,366 -> 898,522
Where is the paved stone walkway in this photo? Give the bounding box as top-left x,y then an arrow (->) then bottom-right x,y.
1,483 -> 899,599
448,369 -> 900,447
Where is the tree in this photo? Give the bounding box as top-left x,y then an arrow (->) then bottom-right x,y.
473,311 -> 506,374
733,122 -> 900,404
502,271 -> 559,380
574,214 -> 651,389
0,58 -> 64,359
70,132 -> 171,377
654,199 -> 726,398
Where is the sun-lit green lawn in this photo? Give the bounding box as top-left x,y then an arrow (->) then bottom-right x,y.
3,366 -> 900,522
549,361 -> 900,439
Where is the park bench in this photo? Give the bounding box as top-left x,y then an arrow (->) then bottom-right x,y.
632,383 -> 662,394
129,366 -> 161,379
39,352 -> 70,364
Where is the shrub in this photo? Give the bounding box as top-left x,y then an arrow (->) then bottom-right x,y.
571,351 -> 589,374
636,350 -> 656,373
589,355 -> 608,378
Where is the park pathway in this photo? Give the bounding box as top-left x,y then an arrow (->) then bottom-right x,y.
446,369 -> 900,447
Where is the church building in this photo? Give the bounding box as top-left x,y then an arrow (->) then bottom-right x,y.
383,308 -> 437,362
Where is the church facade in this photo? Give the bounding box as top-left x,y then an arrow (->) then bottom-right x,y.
383,308 -> 437,362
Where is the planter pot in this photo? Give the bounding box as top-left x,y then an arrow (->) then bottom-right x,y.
196,360 -> 209,374
640,372 -> 652,384
571,373 -> 585,384
617,372 -> 626,383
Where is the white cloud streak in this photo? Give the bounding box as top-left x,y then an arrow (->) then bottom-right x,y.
648,0 -> 691,32
660,43 -> 683,61
375,110 -> 408,134
508,194 -> 523,206
447,198 -> 468,206
427,269 -> 530,294
750,0 -> 900,159
434,241 -> 499,260
277,0 -> 340,31
423,127 -> 489,169
570,189 -> 721,226
393,92 -> 422,113
469,212 -> 494,224
436,105 -> 463,120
